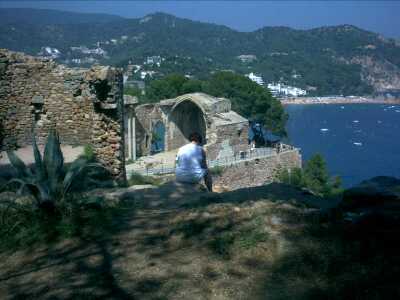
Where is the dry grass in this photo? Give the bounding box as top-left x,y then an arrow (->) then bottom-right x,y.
1,183 -> 399,299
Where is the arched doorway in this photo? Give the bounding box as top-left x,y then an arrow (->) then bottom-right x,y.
169,100 -> 206,150
151,121 -> 166,154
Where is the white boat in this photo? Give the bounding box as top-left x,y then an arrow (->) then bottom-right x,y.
353,120 -> 359,123
320,128 -> 329,132
353,142 -> 363,146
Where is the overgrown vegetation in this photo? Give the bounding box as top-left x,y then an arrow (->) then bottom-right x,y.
79,144 -> 96,162
0,193 -> 130,250
128,172 -> 162,186
209,166 -> 224,177
279,153 -> 343,198
0,130 -> 120,249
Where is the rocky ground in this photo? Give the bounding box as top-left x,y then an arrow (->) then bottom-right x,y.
1,180 -> 399,299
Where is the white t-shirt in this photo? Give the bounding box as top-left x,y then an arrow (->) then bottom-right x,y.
175,143 -> 206,183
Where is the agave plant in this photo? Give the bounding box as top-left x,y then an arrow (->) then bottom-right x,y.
4,129 -> 106,213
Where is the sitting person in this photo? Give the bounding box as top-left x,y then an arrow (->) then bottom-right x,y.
175,132 -> 213,192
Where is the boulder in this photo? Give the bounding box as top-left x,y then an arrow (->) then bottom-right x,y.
340,176 -> 400,234
341,176 -> 400,211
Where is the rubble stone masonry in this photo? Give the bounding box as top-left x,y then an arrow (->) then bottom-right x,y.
213,149 -> 302,191
0,49 -> 126,181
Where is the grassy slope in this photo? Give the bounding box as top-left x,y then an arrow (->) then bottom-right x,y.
0,183 -> 399,299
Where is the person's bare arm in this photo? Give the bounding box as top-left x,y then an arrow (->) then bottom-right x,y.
200,148 -> 208,170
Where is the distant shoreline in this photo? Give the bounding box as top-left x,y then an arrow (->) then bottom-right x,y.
280,96 -> 400,105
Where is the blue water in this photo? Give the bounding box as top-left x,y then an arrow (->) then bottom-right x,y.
285,104 -> 400,187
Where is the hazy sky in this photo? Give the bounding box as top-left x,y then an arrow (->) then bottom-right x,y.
1,1 -> 399,38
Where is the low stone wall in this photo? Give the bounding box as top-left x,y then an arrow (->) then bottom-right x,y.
206,122 -> 249,161
213,149 -> 302,191
0,49 -> 126,181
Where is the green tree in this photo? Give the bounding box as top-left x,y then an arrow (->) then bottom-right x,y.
181,79 -> 203,94
303,153 -> 329,195
203,72 -> 287,136
145,74 -> 188,102
123,86 -> 141,98
279,153 -> 343,198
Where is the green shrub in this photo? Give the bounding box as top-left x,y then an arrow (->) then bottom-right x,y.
80,144 -> 96,162
209,166 -> 224,177
128,173 -> 162,186
0,194 -> 128,250
279,154 -> 343,198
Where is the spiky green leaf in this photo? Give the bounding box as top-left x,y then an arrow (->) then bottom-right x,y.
6,151 -> 32,178
63,159 -> 106,196
43,129 -> 64,199
32,134 -> 46,181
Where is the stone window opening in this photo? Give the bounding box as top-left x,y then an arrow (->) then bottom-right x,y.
31,96 -> 45,124
151,121 -> 166,154
93,80 -> 112,101
73,88 -> 82,97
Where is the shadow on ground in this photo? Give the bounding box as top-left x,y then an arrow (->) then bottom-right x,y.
1,181 -> 399,299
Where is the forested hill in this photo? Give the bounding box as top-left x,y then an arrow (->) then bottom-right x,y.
1,9 -> 400,95
0,8 -> 123,25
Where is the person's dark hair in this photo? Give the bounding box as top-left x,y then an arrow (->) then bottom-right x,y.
189,132 -> 202,144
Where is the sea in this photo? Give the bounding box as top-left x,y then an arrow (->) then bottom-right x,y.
284,104 -> 400,188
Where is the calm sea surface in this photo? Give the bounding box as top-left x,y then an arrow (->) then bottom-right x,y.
285,104 -> 400,188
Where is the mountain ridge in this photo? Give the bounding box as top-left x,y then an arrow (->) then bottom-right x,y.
0,8 -> 124,25
1,8 -> 400,96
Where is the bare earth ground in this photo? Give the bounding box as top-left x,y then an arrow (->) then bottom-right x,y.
125,150 -> 178,175
0,183 -> 332,300
0,145 -> 84,165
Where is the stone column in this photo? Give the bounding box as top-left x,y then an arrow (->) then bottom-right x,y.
126,111 -> 136,160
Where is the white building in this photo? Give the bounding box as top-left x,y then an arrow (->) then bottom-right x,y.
267,83 -> 307,97
70,45 -> 107,56
145,56 -> 162,65
246,72 -> 264,86
38,47 -> 61,59
140,70 -> 156,80
237,54 -> 257,63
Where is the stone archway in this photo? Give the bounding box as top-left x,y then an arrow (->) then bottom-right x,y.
169,100 -> 207,150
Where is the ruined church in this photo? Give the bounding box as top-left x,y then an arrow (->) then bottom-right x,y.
126,93 -> 249,161
0,49 -> 301,189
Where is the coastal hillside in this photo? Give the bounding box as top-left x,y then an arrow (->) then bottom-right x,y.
1,9 -> 400,95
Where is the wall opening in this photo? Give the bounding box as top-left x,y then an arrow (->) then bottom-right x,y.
151,121 -> 166,154
93,80 -> 112,101
170,100 -> 206,149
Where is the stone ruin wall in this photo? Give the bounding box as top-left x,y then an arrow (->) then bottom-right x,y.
0,49 -> 126,181
213,149 -> 302,191
133,102 -> 250,160
205,122 -> 249,161
134,104 -> 166,157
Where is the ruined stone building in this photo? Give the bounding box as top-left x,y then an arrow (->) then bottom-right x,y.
0,49 -> 126,181
131,93 -> 249,161
1,49 -> 302,190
